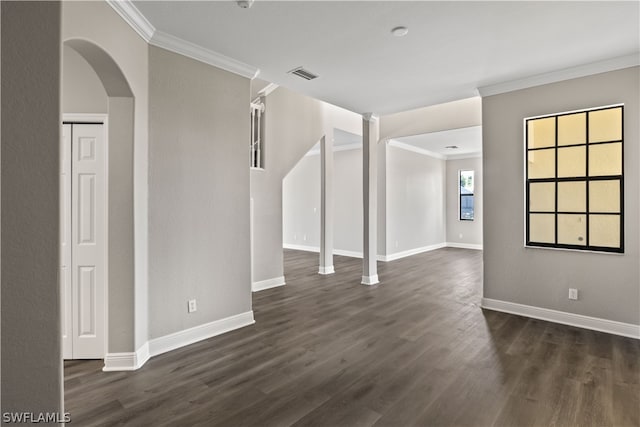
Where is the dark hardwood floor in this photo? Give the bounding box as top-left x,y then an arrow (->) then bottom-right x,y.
65,248 -> 640,426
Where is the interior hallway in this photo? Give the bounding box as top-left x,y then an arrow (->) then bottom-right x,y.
65,249 -> 639,426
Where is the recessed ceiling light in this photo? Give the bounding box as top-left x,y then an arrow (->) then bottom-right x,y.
445,145 -> 459,149
391,26 -> 409,37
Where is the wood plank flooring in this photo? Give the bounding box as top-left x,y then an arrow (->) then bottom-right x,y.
65,248 -> 640,426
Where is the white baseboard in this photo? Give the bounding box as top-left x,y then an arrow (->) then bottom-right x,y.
361,274 -> 379,285
446,242 -> 483,250
380,243 -> 447,262
103,311 -> 255,371
252,276 -> 286,292
284,243 -> 450,262
481,298 -> 640,339
103,342 -> 150,372
148,311 -> 255,357
318,266 -> 335,275
335,249 -> 363,259
283,243 -> 319,253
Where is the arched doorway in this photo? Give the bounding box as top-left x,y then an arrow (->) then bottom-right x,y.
61,39 -> 136,362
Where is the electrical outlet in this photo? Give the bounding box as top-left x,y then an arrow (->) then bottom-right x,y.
459,233 -> 463,239
568,288 -> 578,300
188,299 -> 197,313
303,234 -> 307,241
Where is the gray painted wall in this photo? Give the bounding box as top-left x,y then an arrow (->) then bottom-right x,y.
283,153 -> 321,249
335,148 -> 364,253
1,0 -> 63,414
446,157 -> 483,246
148,46 -> 251,339
251,87 -> 361,283
483,67 -> 639,325
63,45 -> 108,113
386,145 -> 446,254
283,148 -> 363,254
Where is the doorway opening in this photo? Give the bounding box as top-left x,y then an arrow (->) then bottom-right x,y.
61,117 -> 108,359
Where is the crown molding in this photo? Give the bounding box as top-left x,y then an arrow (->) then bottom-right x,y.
258,82 -> 279,97
478,53 -> 640,97
151,31 -> 260,79
446,152 -> 482,160
388,140 -> 446,160
106,0 -> 260,79
362,113 -> 379,122
106,0 -> 155,42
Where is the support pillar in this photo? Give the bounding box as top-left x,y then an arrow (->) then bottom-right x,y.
362,114 -> 379,285
319,134 -> 335,274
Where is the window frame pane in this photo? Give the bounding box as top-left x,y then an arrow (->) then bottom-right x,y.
524,105 -> 624,253
459,170 -> 475,221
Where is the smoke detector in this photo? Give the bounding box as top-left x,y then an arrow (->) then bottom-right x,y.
237,0 -> 254,9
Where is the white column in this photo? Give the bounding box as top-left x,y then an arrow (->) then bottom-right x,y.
362,114 -> 379,285
319,134 -> 335,274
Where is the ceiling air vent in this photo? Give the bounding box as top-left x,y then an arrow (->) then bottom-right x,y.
288,67 -> 319,81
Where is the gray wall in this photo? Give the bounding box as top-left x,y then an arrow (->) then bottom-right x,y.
283,153 -> 321,248
63,45 -> 108,113
282,148 -> 363,254
334,148 -> 363,253
386,145 -> 446,254
446,157 -> 483,246
1,0 -> 63,414
251,87 -> 361,283
483,67 -> 639,325
148,46 -> 251,338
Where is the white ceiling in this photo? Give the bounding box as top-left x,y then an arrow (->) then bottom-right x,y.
394,126 -> 482,159
133,1 -> 639,115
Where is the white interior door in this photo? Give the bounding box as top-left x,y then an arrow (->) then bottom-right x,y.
61,124 -> 73,359
61,122 -> 106,359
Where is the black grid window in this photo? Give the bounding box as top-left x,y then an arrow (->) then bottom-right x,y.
525,105 -> 624,253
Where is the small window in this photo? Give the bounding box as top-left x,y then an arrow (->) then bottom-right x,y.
525,105 -> 623,253
250,101 -> 264,169
459,170 -> 474,221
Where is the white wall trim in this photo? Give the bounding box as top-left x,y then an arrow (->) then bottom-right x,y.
388,140 -> 446,160
446,152 -> 482,160
284,244 -> 366,259
481,298 -> 640,339
283,243 -> 451,261
103,312 -> 255,371
283,243 -> 319,253
107,0 -> 260,78
149,311 -> 255,357
478,53 -> 640,97
106,0 -> 155,42
361,275 -> 379,285
380,242 -> 447,262
318,266 -> 335,275
103,342 -> 149,372
258,83 -> 279,97
150,31 -> 259,79
252,276 -> 286,292
446,242 -> 483,250
335,249 -> 364,259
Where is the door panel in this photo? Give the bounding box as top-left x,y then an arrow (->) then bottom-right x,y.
67,123 -> 106,359
61,124 -> 73,359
